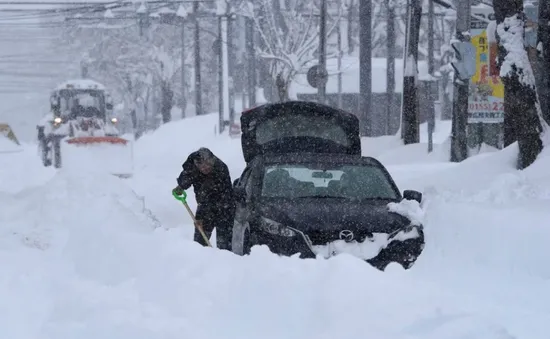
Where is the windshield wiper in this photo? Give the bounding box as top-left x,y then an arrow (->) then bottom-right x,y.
295,195 -> 348,199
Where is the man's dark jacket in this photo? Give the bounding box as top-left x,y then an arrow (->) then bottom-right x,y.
176,150 -> 234,220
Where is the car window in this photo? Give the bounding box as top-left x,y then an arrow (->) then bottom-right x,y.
255,115 -> 349,147
261,163 -> 398,200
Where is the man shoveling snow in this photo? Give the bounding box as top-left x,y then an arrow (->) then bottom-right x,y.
173,148 -> 235,250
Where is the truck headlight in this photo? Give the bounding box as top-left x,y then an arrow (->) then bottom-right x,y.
259,217 -> 296,237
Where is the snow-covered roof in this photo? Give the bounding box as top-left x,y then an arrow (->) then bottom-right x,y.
54,79 -> 106,91
289,56 -> 429,96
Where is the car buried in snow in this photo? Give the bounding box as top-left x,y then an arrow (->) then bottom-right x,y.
231,101 -> 425,271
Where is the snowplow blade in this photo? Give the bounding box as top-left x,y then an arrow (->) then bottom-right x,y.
62,136 -> 133,178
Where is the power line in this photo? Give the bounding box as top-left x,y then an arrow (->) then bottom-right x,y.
0,1 -> 212,5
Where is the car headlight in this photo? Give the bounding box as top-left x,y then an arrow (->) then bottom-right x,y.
259,217 -> 296,237
53,117 -> 62,125
111,117 -> 118,123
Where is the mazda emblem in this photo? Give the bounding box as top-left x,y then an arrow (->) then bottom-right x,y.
339,230 -> 354,242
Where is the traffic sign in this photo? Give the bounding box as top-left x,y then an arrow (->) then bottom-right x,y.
307,64 -> 328,88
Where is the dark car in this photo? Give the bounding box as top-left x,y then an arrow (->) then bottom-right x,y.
231,101 -> 425,270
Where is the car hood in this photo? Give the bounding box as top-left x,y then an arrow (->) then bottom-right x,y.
258,198 -> 411,234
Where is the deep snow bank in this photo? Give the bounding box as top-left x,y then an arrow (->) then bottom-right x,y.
1,114 -> 549,338
0,135 -> 22,153
0,142 -> 55,193
1,164 -> 532,339
0,169 -> 159,251
406,143 -> 550,281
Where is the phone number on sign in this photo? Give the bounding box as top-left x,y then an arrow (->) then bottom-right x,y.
468,112 -> 504,120
469,101 -> 504,112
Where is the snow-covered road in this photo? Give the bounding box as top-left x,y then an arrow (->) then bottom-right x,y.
1,114 -> 549,339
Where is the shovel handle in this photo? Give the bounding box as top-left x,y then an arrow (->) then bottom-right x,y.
172,190 -> 187,202
172,190 -> 212,247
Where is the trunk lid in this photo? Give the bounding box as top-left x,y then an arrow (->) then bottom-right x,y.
240,101 -> 361,163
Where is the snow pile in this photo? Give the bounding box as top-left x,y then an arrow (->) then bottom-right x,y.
393,143 -> 519,195
1,164 -> 530,338
403,142 -> 550,205
388,199 -> 425,226
0,143 -> 55,193
308,197 -> 425,261
0,108 -> 549,338
311,226 -> 421,261
397,143 -> 550,281
0,136 -> 22,153
60,139 -> 134,177
0,169 -> 159,251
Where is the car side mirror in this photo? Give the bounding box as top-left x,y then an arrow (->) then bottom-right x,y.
233,186 -> 246,203
403,190 -> 422,203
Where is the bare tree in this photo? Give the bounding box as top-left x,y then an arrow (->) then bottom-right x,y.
493,0 -> 546,169
239,0 -> 340,102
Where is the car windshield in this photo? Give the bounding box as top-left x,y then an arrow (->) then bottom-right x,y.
59,89 -> 104,118
261,163 -> 398,200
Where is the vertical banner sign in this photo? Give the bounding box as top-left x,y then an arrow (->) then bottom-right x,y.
468,8 -> 504,123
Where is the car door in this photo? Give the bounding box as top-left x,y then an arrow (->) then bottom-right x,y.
232,165 -> 254,255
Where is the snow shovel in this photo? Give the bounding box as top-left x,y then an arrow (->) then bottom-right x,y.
172,190 -> 212,247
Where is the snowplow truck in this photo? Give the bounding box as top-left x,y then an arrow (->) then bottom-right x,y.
37,79 -> 133,178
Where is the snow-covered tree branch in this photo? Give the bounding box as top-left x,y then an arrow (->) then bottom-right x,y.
237,0 -> 342,101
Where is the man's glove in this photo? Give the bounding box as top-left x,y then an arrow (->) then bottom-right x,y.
172,186 -> 185,196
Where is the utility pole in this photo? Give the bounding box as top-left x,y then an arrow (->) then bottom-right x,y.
218,16 -> 223,133
221,8 -> 230,127
137,2 -> 147,37
337,0 -> 343,109
245,15 -> 256,108
450,0 -> 471,162
193,1 -> 203,116
401,0 -> 422,144
427,0 -> 435,152
385,0 -> 396,135
318,0 -> 327,104
359,0 -> 372,136
537,0 -> 550,123
216,0 -> 230,133
177,4 -> 188,119
80,60 -> 88,78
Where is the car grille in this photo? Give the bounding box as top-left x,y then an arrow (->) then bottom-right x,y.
304,230 -> 341,245
304,229 -> 372,245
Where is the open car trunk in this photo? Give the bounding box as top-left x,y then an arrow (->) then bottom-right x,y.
240,101 -> 361,163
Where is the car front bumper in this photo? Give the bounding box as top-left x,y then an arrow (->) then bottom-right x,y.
250,225 -> 425,267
